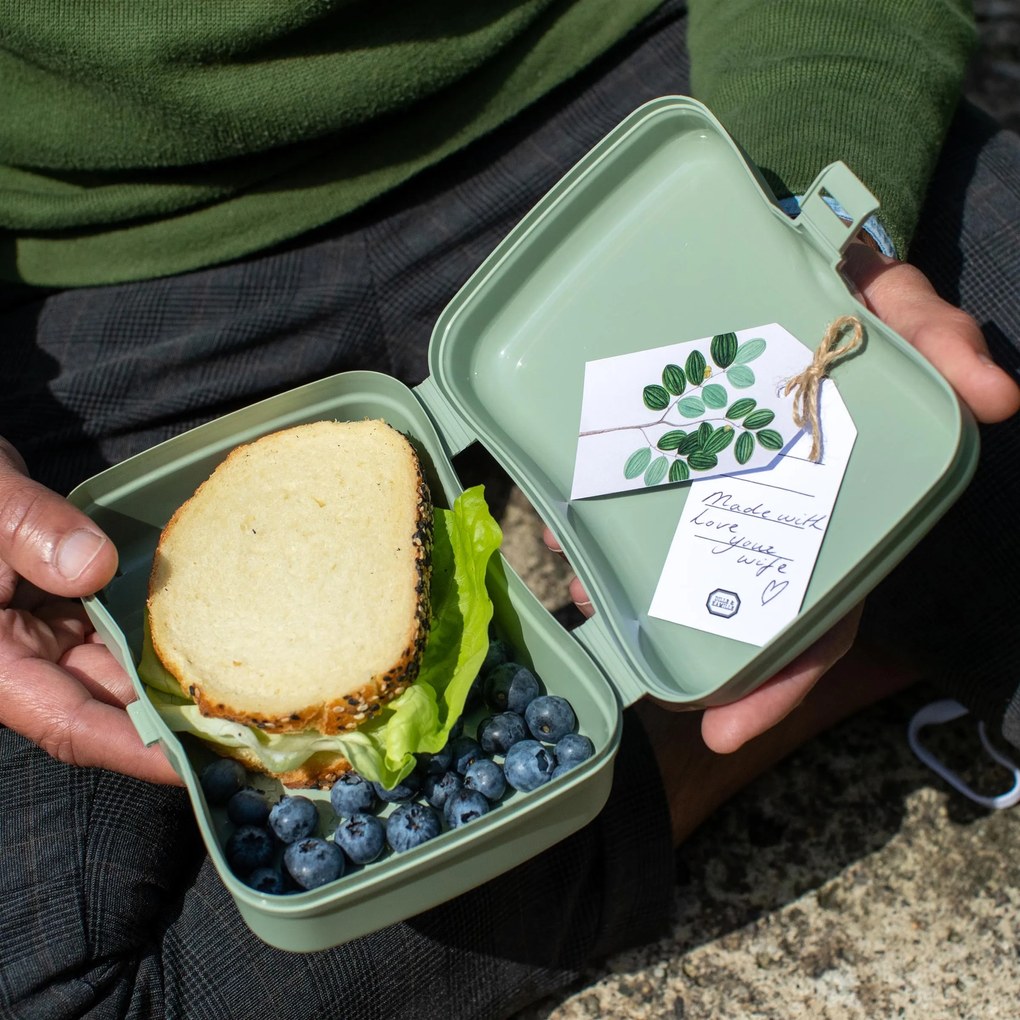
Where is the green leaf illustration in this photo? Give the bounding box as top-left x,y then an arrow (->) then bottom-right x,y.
756,429 -> 785,451
732,338 -> 767,365
702,383 -> 728,409
657,429 -> 687,451
662,364 -> 686,396
685,349 -> 707,385
624,447 -> 652,478
703,425 -> 735,455
677,433 -> 701,455
697,420 -> 714,447
735,431 -> 755,464
677,395 -> 706,418
643,384 -> 670,411
726,365 -> 755,389
743,408 -> 776,430
643,455 -> 669,487
710,332 -> 738,368
688,450 -> 719,471
669,459 -> 690,483
726,397 -> 757,420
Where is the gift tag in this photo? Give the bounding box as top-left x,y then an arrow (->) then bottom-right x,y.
571,324 -> 809,500
648,379 -> 856,646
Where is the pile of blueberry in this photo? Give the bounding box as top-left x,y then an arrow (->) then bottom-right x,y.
200,640 -> 595,895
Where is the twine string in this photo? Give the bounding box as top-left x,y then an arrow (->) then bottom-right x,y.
783,315 -> 864,462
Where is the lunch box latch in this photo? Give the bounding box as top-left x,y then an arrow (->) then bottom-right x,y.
126,698 -> 162,746
797,161 -> 880,263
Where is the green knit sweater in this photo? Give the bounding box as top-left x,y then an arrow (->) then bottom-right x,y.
0,0 -> 975,286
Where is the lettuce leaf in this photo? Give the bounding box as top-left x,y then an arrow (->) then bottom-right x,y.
137,485 -> 501,788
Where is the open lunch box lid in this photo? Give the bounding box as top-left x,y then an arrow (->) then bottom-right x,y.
417,95 -> 977,709
68,97 -> 978,951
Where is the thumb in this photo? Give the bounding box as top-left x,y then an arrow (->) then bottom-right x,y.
0,438 -> 118,597
841,243 -> 1020,424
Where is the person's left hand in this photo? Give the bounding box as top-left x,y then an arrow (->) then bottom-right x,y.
546,242 -> 1020,753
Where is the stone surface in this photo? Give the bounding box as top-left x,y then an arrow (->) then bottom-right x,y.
513,690 -> 1020,1019
471,12 -> 1020,1014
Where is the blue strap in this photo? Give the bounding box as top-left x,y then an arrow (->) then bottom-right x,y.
779,194 -> 897,257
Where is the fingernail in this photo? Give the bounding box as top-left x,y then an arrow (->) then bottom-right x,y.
55,529 -> 107,581
978,353 -> 998,369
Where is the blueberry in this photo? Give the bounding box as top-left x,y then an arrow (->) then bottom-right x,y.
416,743 -> 453,777
483,662 -> 541,715
329,772 -> 377,816
444,788 -> 491,829
200,758 -> 246,805
284,837 -> 346,890
386,803 -> 442,852
245,866 -> 286,894
479,636 -> 512,677
477,711 -> 528,755
463,758 -> 506,802
334,813 -> 386,865
553,733 -> 595,770
525,695 -> 577,743
503,740 -> 556,792
449,736 -> 486,775
225,824 -> 274,874
269,795 -> 320,844
423,770 -> 463,809
227,787 -> 271,827
372,773 -> 421,803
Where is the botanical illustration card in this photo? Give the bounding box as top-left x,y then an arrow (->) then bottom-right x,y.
570,324 -> 811,500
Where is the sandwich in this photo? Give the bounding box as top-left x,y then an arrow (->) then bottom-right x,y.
138,419 -> 502,789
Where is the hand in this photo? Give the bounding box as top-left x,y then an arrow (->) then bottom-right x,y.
0,438 -> 181,784
841,242 -> 1020,425
548,245 -> 1020,753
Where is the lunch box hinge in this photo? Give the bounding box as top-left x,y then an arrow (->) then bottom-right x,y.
572,617 -> 648,709
414,376 -> 478,458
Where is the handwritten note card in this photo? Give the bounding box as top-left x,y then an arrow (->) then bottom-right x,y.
648,380 -> 856,647
571,324 -> 809,501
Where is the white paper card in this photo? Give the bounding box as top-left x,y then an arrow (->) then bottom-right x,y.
648,380 -> 856,647
571,324 -> 809,501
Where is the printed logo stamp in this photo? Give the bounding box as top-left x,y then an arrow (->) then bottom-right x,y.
706,589 -> 740,618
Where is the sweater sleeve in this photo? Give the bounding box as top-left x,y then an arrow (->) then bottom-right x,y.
687,0 -> 977,257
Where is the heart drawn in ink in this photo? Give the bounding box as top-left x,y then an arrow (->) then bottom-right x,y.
761,580 -> 789,605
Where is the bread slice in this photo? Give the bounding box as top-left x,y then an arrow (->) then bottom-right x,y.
147,419 -> 433,744
216,745 -> 354,790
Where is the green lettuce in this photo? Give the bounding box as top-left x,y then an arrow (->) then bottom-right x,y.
137,485 -> 502,788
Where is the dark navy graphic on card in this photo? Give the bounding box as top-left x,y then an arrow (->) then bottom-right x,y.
706,589 -> 740,618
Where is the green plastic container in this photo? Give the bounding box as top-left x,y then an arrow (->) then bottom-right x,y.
68,97 -> 977,952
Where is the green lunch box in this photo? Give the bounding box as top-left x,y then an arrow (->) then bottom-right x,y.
68,97 -> 978,953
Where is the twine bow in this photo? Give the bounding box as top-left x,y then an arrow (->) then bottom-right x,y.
783,315 -> 864,462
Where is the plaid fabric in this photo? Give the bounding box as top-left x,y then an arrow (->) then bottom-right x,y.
0,4 -> 687,1018
862,103 -> 1020,750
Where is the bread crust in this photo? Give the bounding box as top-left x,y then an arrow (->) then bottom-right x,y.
209,742 -> 354,790
147,419 -> 434,743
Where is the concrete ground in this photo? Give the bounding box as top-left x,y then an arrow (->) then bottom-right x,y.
485,8 -> 1020,1016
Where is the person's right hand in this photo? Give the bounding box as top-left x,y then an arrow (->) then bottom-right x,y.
0,438 -> 181,783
